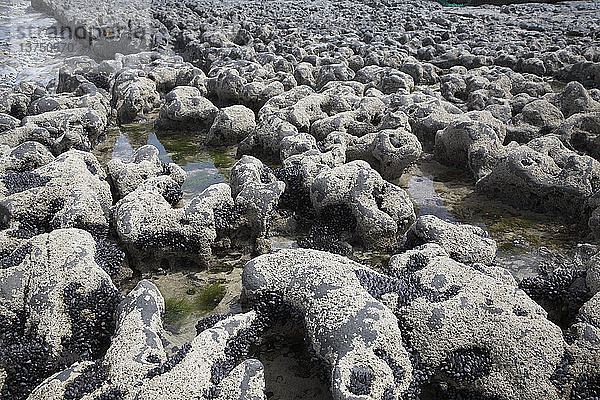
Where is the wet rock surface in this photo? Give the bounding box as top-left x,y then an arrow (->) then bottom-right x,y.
0,228 -> 122,399
107,144 -> 186,199
0,149 -> 112,255
405,214 -> 497,264
29,280 -> 265,400
387,245 -> 567,400
242,249 -> 413,399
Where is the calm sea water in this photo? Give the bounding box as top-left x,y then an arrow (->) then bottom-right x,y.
0,0 -> 88,88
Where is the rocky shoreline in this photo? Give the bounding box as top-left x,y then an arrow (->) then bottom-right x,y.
1,0 -> 600,399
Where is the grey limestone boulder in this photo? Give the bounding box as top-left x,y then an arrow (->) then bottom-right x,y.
56,56 -> 116,93
242,249 -> 412,399
279,132 -> 319,161
112,176 -> 227,270
556,112 -> 600,159
0,141 -> 54,174
344,128 -> 422,180
434,119 -> 506,180
310,160 -> 416,248
279,143 -> 347,198
565,292 -> 600,399
28,280 -> 265,400
112,73 -> 160,124
355,65 -> 415,95
0,82 -> 46,119
257,85 -> 316,120
205,61 -> 288,108
0,125 -> 54,154
146,59 -> 206,94
206,105 -> 256,146
586,252 -> 600,295
237,114 -> 301,162
0,114 -> 20,133
27,84 -> 110,118
401,94 -> 506,149
0,149 -> 112,240
548,81 -> 600,118
20,107 -> 108,154
314,63 -> 355,90
506,99 -> 564,143
404,215 -> 497,264
476,135 -> 600,218
386,251 -> 567,400
403,95 -> 464,146
0,228 -> 122,399
107,144 -> 186,200
309,96 -> 389,141
229,156 -> 285,239
157,86 -> 218,131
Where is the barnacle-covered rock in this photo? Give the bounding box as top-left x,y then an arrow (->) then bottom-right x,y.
29,280 -> 266,400
548,81 -> 600,118
276,143 -> 346,215
314,63 -> 355,90
56,55 -> 117,93
405,215 -> 497,264
0,125 -> 53,154
256,85 -> 316,120
506,99 -> 564,143
556,112 -> 600,160
206,105 -> 256,146
0,228 -> 122,399
112,176 -> 232,270
237,114 -> 302,162
157,86 -> 218,131
587,253 -> 600,296
242,249 -> 413,399
0,113 -> 20,133
112,72 -> 160,124
476,135 -> 600,218
230,155 -> 278,198
434,119 -> 506,180
107,144 -> 186,200
135,311 -> 265,400
343,128 -> 422,180
402,95 -> 464,146
386,250 -> 566,400
19,107 -> 108,154
400,94 -> 506,149
0,82 -> 45,119
310,160 -> 415,248
146,57 -> 206,94
27,83 -> 110,117
309,96 -> 388,141
565,292 -> 600,398
280,131 -> 319,161
229,156 -> 285,240
0,149 -> 112,243
0,141 -> 54,174
0,92 -> 29,120
355,65 -> 415,95
205,60 -> 289,109
240,83 -> 410,165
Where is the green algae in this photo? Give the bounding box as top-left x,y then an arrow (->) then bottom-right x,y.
194,283 -> 227,312
164,297 -> 194,325
162,283 -> 227,325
